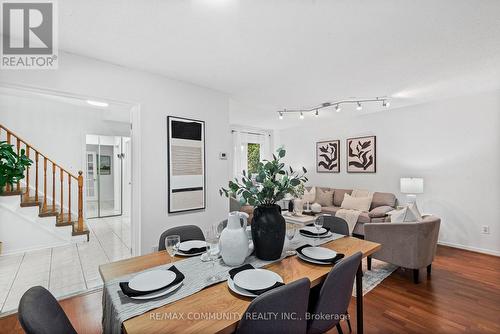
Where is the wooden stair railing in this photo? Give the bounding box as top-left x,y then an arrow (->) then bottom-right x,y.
0,124 -> 89,241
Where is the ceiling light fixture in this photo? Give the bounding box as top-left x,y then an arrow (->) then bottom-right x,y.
299,112 -> 304,120
314,109 -> 319,117
335,104 -> 341,112
279,111 -> 284,120
383,100 -> 390,107
86,100 -> 109,108
356,102 -> 362,111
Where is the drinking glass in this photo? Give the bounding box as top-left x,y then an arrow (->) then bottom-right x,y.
313,216 -> 324,247
205,225 -> 220,283
165,235 -> 180,263
285,223 -> 297,256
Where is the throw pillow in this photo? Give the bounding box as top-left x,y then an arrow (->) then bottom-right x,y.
408,202 -> 423,222
390,207 -> 407,223
340,193 -> 371,212
315,187 -> 334,206
301,186 -> 316,203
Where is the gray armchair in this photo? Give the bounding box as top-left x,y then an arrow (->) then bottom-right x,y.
364,215 -> 441,283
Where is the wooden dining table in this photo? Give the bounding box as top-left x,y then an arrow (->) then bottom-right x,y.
99,236 -> 381,334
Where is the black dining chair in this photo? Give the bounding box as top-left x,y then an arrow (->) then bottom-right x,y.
317,215 -> 350,236
158,225 -> 205,251
307,252 -> 362,334
18,286 -> 78,334
236,278 -> 311,334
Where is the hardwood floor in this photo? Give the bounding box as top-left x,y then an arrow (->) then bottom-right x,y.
1,245 -> 498,334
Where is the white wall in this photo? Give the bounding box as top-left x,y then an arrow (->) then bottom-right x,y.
277,91 -> 500,255
0,51 -> 231,254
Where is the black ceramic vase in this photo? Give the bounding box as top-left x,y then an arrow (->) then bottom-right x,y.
251,204 -> 285,260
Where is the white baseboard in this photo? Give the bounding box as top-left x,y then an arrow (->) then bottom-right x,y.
438,241 -> 500,257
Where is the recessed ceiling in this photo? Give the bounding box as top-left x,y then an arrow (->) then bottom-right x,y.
54,0 -> 500,127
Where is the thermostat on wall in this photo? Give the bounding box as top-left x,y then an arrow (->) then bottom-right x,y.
219,152 -> 228,160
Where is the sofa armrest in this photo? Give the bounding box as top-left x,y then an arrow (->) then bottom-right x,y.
365,219 -> 440,269
368,205 -> 394,218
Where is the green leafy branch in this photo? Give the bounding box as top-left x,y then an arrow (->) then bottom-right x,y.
0,141 -> 32,193
219,147 -> 308,206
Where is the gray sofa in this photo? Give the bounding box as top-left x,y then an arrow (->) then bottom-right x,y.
364,215 -> 441,283
311,188 -> 397,237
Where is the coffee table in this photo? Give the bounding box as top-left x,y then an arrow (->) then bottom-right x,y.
283,211 -> 318,225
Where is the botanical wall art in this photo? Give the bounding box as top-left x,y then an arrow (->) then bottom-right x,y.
167,116 -> 206,213
346,135 -> 376,173
316,140 -> 340,173
98,155 -> 111,175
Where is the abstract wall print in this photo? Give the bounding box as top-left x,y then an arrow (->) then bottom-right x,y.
167,116 -> 205,213
316,140 -> 340,173
347,135 -> 376,173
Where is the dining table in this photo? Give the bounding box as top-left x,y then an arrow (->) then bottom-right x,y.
99,235 -> 381,334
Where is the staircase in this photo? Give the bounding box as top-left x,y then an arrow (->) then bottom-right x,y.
0,124 -> 89,241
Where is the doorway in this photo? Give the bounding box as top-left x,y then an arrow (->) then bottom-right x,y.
85,135 -> 131,218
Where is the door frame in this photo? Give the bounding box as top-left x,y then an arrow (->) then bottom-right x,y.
85,151 -> 98,201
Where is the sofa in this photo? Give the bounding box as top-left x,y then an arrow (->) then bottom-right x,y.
304,187 -> 397,237
364,215 -> 441,283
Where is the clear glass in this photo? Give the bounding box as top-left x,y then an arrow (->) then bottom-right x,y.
285,223 -> 297,256
165,235 -> 180,262
205,225 -> 220,283
313,216 -> 324,247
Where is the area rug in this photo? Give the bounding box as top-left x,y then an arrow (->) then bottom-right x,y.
352,259 -> 398,297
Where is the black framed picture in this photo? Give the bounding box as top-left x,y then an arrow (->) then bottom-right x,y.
346,135 -> 376,173
316,140 -> 340,173
167,116 -> 206,213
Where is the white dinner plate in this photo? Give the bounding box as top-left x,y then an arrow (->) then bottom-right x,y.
300,226 -> 327,235
297,252 -> 333,265
130,282 -> 183,300
233,269 -> 283,291
128,269 -> 176,292
301,246 -> 337,260
178,240 -> 206,252
299,231 -> 333,239
227,278 -> 258,298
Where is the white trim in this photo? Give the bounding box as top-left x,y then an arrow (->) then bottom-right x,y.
438,241 -> 500,257
130,105 -> 142,256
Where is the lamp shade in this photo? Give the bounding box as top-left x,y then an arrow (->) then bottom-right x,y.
400,178 -> 424,194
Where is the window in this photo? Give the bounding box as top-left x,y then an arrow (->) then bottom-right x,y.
247,143 -> 260,175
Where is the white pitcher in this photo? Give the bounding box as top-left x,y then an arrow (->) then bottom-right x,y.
219,211 -> 249,266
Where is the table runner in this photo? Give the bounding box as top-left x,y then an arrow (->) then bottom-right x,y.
102,232 -> 345,334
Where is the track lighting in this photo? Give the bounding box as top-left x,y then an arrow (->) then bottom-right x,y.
279,111 -> 283,120
314,109 -> 319,117
335,104 -> 341,112
356,102 -> 362,111
383,100 -> 390,108
299,112 -> 304,120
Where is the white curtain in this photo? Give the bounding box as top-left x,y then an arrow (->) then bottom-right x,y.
232,129 -> 272,179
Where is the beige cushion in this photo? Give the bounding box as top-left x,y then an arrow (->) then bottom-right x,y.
408,202 -> 423,222
301,186 -> 316,203
390,206 -> 420,223
370,192 -> 397,210
368,205 -> 394,218
340,193 -> 371,212
315,187 -> 334,206
333,189 -> 352,206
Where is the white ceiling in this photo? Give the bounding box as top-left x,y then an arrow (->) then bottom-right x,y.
54,1 -> 500,127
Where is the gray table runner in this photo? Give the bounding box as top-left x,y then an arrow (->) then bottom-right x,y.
102,232 -> 345,334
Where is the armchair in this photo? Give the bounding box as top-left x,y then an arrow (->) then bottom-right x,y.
364,215 -> 441,283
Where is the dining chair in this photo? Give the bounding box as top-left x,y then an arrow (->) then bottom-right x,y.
236,278 -> 311,334
158,225 -> 205,251
317,215 -> 350,236
18,286 -> 78,334
307,252 -> 362,334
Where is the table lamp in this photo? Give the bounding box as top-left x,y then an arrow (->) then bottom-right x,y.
400,178 -> 424,204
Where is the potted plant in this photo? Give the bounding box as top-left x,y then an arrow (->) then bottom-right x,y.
0,141 -> 32,194
220,148 -> 308,260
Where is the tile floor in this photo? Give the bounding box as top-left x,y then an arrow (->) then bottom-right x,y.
0,215 -> 131,315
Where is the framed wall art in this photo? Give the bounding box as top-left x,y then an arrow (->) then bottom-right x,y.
346,135 -> 376,173
316,140 -> 340,173
167,116 -> 206,213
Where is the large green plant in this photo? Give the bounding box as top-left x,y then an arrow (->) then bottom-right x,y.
220,147 -> 308,206
0,141 -> 32,193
